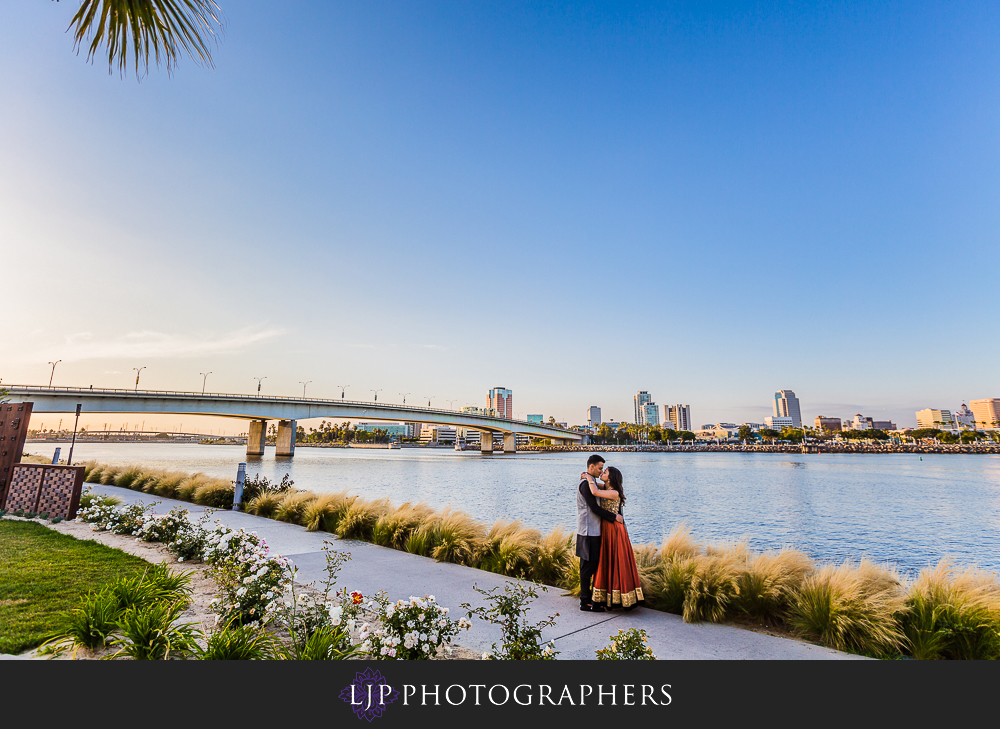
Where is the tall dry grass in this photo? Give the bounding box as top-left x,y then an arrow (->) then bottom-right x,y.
733,550 -> 815,623
336,497 -> 392,540
372,501 -> 434,548
901,559 -> 1000,660
478,520 -> 539,577
786,559 -> 907,657
303,491 -> 356,532
530,527 -> 576,587
273,491 -> 319,526
428,508 -> 485,564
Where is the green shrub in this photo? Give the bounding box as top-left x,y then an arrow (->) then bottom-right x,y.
111,601 -> 201,660
42,590 -> 121,654
596,628 -> 656,660
199,619 -> 276,660
462,582 -> 557,660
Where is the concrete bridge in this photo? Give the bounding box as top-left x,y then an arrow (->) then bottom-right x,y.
4,386 -> 588,457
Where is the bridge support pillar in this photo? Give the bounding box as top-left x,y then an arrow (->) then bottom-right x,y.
276,420 -> 296,457
480,431 -> 493,454
503,433 -> 517,454
247,420 -> 267,456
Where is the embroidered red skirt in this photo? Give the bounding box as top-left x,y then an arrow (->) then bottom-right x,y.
592,520 -> 645,609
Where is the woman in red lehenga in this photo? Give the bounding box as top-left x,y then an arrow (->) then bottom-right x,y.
582,466 -> 644,611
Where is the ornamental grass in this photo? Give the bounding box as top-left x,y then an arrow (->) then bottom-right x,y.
273,491 -> 319,526
682,554 -> 742,623
901,559 -> 1000,660
193,479 -> 236,509
733,550 -> 815,623
478,519 -> 539,577
335,497 -> 392,540
303,491 -> 357,532
246,492 -> 283,519
428,507 -> 485,565
112,466 -> 145,490
640,556 -> 697,615
530,527 -> 576,587
786,559 -> 907,657
372,501 -> 435,548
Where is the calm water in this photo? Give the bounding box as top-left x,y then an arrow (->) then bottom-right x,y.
49,442 -> 1000,577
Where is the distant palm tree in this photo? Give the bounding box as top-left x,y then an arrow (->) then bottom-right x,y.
65,0 -> 225,77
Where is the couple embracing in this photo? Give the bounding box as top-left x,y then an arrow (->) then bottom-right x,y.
576,454 -> 645,612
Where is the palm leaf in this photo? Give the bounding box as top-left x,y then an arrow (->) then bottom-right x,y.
67,0 -> 225,77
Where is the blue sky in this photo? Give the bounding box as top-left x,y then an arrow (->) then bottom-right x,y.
2,1 -> 997,432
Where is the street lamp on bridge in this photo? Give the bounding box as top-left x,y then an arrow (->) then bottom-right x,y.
299,381 -> 312,398
133,366 -> 146,392
254,376 -> 267,395
399,392 -> 411,405
200,372 -> 212,395
48,360 -> 62,387
445,399 -> 457,410
371,389 -> 383,402
337,385 -> 349,399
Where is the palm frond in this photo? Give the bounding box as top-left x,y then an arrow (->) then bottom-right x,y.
68,0 -> 226,78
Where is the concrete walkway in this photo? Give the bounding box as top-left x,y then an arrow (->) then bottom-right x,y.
75,485 -> 863,660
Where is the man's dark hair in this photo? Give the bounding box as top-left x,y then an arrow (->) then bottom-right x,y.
586,454 -> 605,467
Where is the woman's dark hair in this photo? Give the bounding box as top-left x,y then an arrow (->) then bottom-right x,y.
606,466 -> 625,505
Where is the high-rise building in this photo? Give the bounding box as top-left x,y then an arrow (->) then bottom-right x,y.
587,406 -> 602,427
639,402 -> 659,427
968,399 -> 999,430
773,390 -> 802,428
663,405 -> 691,431
915,409 -> 954,429
814,416 -> 842,432
634,391 -> 652,424
488,387 -> 512,419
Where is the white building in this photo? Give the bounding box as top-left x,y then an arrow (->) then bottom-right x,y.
849,414 -> 873,431
955,404 -> 976,429
773,390 -> 802,428
587,406 -> 602,427
764,416 -> 795,430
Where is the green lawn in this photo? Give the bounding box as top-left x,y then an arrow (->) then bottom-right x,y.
0,520 -> 152,654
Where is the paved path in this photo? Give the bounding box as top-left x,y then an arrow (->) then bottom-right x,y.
45,485 -> 866,660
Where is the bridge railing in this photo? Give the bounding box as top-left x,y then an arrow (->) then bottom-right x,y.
6,385 -> 585,435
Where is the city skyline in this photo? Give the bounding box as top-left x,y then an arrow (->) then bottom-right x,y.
3,2 -> 997,433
